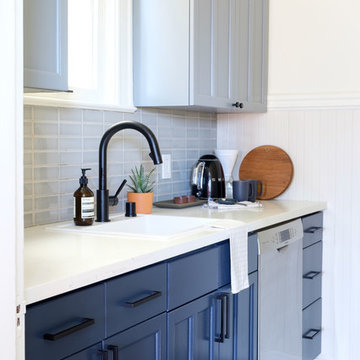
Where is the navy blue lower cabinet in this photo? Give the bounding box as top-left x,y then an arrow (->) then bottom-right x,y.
234,272 -> 258,360
104,313 -> 166,359
25,284 -> 105,360
63,343 -> 103,359
217,272 -> 258,360
302,212 -> 323,360
167,273 -> 258,360
167,291 -> 216,359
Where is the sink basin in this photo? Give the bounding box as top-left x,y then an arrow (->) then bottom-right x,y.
47,214 -> 214,240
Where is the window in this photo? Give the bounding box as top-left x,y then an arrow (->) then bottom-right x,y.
24,0 -> 134,111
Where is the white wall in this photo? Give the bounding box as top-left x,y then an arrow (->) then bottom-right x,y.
268,0 -> 360,101
218,1 -> 360,359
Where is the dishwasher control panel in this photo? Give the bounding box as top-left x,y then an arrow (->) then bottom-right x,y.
257,219 -> 304,253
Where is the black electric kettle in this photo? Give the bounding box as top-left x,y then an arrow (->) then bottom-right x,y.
191,155 -> 225,199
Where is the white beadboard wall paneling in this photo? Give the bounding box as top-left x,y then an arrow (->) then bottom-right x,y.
217,108 -> 360,359
350,109 -> 360,357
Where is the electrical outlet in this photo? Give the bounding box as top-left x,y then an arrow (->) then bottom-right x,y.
161,154 -> 172,179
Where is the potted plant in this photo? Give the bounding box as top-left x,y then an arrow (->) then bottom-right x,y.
127,164 -> 156,214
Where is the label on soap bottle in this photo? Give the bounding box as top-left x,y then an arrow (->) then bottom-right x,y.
74,197 -> 95,219
81,197 -> 95,218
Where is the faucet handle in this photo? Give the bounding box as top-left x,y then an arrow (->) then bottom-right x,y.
108,179 -> 127,206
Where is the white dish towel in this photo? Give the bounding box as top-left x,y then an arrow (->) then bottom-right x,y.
210,220 -> 249,293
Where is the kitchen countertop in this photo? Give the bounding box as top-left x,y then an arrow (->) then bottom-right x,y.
24,200 -> 326,305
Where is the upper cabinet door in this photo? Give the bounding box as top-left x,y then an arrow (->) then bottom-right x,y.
24,0 -> 68,91
247,0 -> 269,112
192,0 -> 232,109
133,0 -> 268,113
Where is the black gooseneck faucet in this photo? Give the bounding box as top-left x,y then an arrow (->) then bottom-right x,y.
96,121 -> 162,222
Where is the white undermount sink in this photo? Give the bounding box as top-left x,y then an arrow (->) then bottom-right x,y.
47,214 -> 215,240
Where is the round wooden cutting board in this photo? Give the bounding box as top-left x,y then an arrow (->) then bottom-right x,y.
239,145 -> 293,200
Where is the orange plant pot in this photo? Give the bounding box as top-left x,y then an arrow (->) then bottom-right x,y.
127,192 -> 153,214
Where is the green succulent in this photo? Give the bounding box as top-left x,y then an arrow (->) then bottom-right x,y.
128,164 -> 155,193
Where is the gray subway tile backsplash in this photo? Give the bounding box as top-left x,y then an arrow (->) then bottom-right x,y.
33,137 -> 58,151
60,122 -> 82,136
33,151 -> 60,166
83,109 -> 103,123
33,106 -> 58,121
34,122 -> 58,136
24,105 -> 217,227
34,166 -> 59,181
35,196 -> 59,211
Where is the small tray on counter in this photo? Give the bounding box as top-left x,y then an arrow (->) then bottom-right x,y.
153,199 -> 207,209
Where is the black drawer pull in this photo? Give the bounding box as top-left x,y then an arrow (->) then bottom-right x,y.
303,328 -> 321,339
303,271 -> 321,279
98,350 -> 109,360
304,226 -> 323,234
43,318 -> 95,341
123,290 -> 162,308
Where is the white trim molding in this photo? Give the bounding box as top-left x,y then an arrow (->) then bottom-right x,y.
268,92 -> 360,110
23,95 -> 137,113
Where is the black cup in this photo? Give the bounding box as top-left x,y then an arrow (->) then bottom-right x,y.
247,180 -> 263,202
232,180 -> 250,202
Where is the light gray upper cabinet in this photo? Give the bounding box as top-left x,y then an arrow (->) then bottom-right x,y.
133,0 -> 268,113
24,0 -> 68,92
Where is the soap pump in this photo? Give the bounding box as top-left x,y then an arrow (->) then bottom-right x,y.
73,168 -> 95,226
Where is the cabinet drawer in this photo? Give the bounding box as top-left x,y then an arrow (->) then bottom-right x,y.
25,284 -> 105,360
303,241 -> 322,309
303,298 -> 322,360
302,212 -> 323,248
168,241 -> 230,310
106,263 -> 166,336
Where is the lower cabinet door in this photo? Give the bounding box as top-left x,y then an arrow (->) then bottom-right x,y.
64,343 -> 103,360
167,273 -> 258,360
303,298 -> 322,360
167,292 -> 216,359
104,313 -> 166,360
234,272 -> 258,360
216,272 -> 258,360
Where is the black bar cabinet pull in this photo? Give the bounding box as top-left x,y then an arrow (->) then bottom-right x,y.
98,350 -> 109,360
215,294 -> 230,343
303,271 -> 321,279
303,328 -> 321,339
123,290 -> 162,308
43,318 -> 95,341
108,345 -> 119,360
304,226 -> 323,234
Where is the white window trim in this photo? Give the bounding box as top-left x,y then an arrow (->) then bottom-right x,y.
24,0 -> 136,113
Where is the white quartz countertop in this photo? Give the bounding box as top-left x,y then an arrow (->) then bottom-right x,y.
24,200 -> 326,305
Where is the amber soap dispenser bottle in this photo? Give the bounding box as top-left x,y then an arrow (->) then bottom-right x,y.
73,168 -> 95,226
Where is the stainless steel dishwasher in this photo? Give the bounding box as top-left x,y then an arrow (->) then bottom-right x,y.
257,219 -> 304,360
